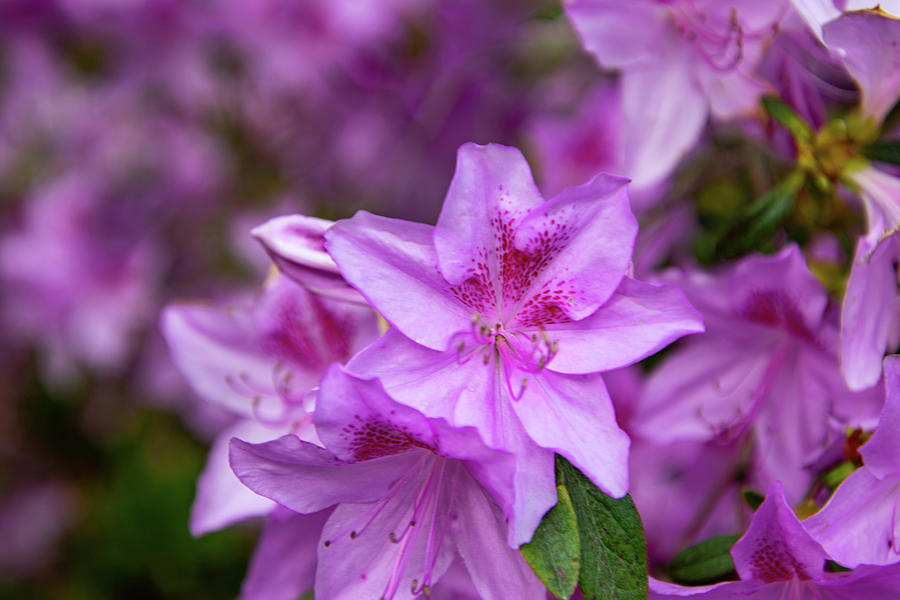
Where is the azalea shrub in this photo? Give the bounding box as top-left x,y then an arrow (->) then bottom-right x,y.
2,1 -> 900,599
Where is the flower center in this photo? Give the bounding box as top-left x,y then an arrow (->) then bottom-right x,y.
453,313 -> 559,401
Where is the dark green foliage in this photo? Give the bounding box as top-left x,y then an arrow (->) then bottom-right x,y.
667,535 -> 741,586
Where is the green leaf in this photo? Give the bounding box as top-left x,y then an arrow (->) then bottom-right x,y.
741,488 -> 765,511
521,484 -> 581,599
718,171 -> 805,258
556,456 -> 648,600
862,140 -> 900,165
762,96 -> 815,147
667,535 -> 741,585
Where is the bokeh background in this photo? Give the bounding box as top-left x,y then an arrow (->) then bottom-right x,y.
0,1 -> 603,597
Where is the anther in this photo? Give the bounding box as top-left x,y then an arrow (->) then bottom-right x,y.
323,540 -> 331,547
350,530 -> 358,539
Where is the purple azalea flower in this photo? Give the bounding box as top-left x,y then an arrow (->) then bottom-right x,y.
230,365 -> 546,600
161,273 -> 379,535
636,246 -> 882,504
313,143 -> 703,543
805,356 -> 900,567
649,480 -> 900,598
565,0 -> 787,188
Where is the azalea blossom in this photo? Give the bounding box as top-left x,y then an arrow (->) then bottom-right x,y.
636,246 -> 882,504
230,365 -> 545,600
565,0 -> 787,188
649,480 -> 900,598
311,142 -> 704,543
162,273 -> 379,535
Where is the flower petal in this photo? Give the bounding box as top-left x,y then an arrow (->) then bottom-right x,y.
824,11 -> 900,122
731,481 -> 826,583
190,419 -> 278,536
229,434 -> 416,513
252,214 -> 367,305
347,330 -> 557,545
860,356 -> 900,479
545,278 -> 704,374
313,460 -> 457,600
564,0 -> 670,69
510,173 -> 636,323
450,471 -> 546,600
805,467 -> 900,568
161,303 -> 279,419
241,506 -> 330,600
841,237 -> 899,391
434,143 -> 545,290
325,211 -> 471,351
512,369 -> 629,498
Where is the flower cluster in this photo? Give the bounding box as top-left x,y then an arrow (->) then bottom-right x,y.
158,2 -> 900,598
5,0 -> 900,597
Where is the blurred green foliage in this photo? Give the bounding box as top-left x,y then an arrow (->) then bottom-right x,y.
0,359 -> 257,600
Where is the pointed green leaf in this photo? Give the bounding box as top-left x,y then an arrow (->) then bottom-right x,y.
741,488 -> 765,511
556,456 -> 648,600
521,484 -> 581,600
862,140 -> 900,165
667,535 -> 741,585
718,171 -> 805,258
762,96 -> 815,147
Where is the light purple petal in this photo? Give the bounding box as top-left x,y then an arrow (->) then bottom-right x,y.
190,419 -> 279,536
161,303 -> 278,419
346,331 -> 557,545
790,0 -> 841,41
512,369 -> 629,498
805,467 -> 900,568
314,365 -> 440,463
325,211 -> 471,351
824,11 -> 900,122
229,435 -> 416,513
860,356 -> 900,478
636,337 -> 775,444
841,237 -> 900,391
434,143 -> 546,290
252,214 -> 367,305
564,0 -> 669,69
731,481 -> 826,583
621,40 -> 708,188
509,173 -> 636,323
545,278 -> 705,374
240,506 -> 329,600
313,459 -> 458,600
450,472 -> 546,600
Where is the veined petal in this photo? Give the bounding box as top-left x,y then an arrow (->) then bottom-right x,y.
347,331 -> 557,545
325,211 -> 471,351
511,369 -> 630,498
510,173 -> 636,323
851,166 -> 900,243
229,435 -> 416,513
314,461 -> 456,600
805,467 -> 900,568
545,278 -> 704,374
252,214 -> 366,305
841,237 -> 899,391
824,11 -> 900,122
564,0 -> 670,69
190,419 -> 279,536
161,303 -> 279,420
450,472 -> 546,600
315,365 -> 440,463
434,143 -> 545,290
731,481 -> 827,583
241,506 -> 330,600
636,338 -> 774,444
860,356 -> 900,479
621,39 -> 708,189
